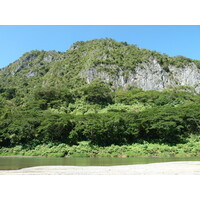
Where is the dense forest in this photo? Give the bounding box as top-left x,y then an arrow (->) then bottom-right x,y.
0,82 -> 200,157
0,39 -> 200,157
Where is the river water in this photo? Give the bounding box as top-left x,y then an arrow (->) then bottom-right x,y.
0,156 -> 200,170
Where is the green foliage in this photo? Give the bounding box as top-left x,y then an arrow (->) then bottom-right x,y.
72,113 -> 128,146
0,108 -> 41,146
114,87 -> 143,105
133,107 -> 185,144
0,88 -> 16,100
99,103 -> 133,113
0,84 -> 200,148
81,80 -> 113,105
1,135 -> 200,157
37,112 -> 74,143
0,38 -> 200,156
33,87 -> 73,106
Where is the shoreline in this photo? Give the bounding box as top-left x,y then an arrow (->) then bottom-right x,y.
1,161 -> 200,175
0,154 -> 199,158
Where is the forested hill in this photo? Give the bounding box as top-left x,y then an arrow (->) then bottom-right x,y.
0,38 -> 200,153
1,38 -> 200,93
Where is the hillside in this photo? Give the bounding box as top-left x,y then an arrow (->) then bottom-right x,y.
1,38 -> 200,92
0,38 -> 200,157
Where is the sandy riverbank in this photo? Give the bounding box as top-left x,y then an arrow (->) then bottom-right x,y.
0,161 -> 200,175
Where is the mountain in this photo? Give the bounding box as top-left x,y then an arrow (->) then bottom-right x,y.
1,38 -> 200,92
1,38 -> 200,149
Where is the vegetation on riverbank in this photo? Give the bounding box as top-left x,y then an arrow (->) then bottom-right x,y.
0,135 -> 199,158
1,84 -> 200,148
1,83 -> 200,159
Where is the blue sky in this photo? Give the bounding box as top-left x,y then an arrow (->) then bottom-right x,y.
0,25 -> 200,68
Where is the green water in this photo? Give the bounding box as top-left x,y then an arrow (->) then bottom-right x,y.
0,156 -> 200,170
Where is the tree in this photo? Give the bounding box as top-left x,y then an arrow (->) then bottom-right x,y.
33,87 -> 74,109
82,80 -> 113,105
37,112 -> 74,143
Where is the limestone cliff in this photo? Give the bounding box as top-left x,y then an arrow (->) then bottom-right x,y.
80,58 -> 200,92
0,38 -> 200,92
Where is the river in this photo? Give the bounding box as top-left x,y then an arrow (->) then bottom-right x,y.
0,156 -> 200,170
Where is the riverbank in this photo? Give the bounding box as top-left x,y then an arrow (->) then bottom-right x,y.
0,161 -> 200,175
0,136 -> 200,158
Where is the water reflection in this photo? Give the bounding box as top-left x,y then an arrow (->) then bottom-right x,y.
0,156 -> 200,170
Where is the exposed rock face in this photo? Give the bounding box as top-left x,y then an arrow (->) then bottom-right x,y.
1,39 -> 200,92
13,65 -> 26,75
43,55 -> 54,63
10,52 -> 40,75
80,59 -> 200,92
8,51 -> 64,76
25,71 -> 37,78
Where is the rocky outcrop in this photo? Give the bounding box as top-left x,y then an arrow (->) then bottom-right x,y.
80,59 -> 200,92
25,71 -> 37,78
1,39 -> 200,92
8,51 -> 64,76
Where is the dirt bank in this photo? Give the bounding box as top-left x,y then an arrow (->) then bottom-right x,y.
0,161 -> 200,175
